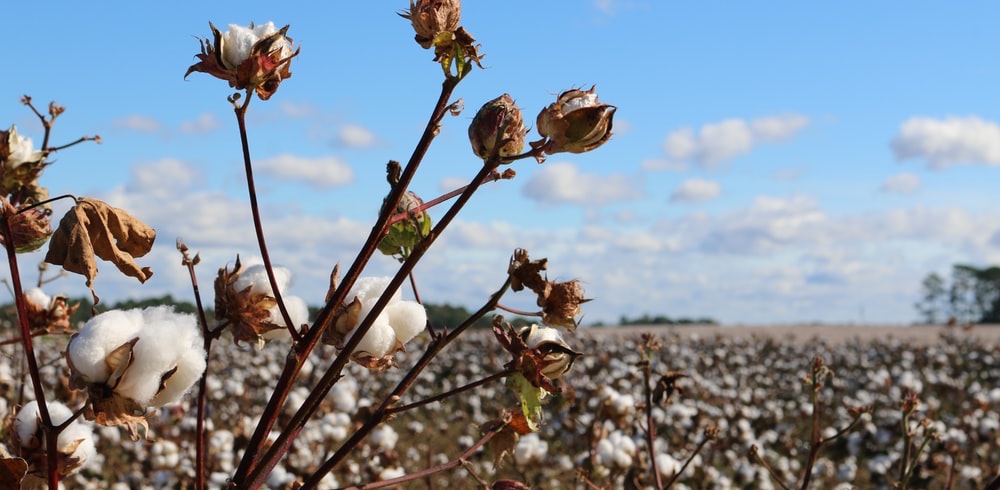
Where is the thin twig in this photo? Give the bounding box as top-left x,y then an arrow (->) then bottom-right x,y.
387,368 -> 514,415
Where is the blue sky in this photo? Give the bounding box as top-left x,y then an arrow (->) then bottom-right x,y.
4,1 -> 1000,325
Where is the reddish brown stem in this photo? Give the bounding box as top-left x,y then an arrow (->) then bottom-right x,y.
233,92 -> 298,341
178,243 -> 213,490
641,359 -> 664,490
1,214 -> 59,489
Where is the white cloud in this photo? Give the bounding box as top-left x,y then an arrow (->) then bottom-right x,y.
179,113 -> 221,134
892,116 -> 1000,168
662,114 -> 810,168
670,178 -> 721,203
521,162 -> 641,205
114,115 -> 163,133
439,176 -> 468,193
255,154 -> 354,189
336,124 -> 378,148
880,172 -> 921,195
279,101 -> 319,119
641,158 -> 688,172
126,158 -> 202,198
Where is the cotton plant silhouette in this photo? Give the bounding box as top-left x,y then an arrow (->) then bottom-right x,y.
0,1 -> 616,488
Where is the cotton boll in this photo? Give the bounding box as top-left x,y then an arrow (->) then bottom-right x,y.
349,276 -> 401,305
15,401 -> 97,471
67,309 -> 145,383
387,300 -> 426,344
270,295 -> 309,330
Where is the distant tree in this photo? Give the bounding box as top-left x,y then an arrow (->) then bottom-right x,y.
914,272 -> 947,324
918,264 -> 1000,324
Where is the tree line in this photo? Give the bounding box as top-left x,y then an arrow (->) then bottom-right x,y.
915,264 -> 1000,324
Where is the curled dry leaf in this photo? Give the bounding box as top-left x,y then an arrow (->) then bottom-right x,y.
0,457 -> 27,488
44,198 -> 155,302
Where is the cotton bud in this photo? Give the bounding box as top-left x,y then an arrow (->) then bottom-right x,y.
533,86 -> 616,157
378,191 -> 432,259
13,400 -> 97,478
66,306 -> 207,439
185,21 -> 299,100
469,94 -> 527,162
517,324 -> 581,380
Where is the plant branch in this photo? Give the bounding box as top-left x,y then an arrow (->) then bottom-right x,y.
387,368 -> 515,415
178,241 -> 213,490
232,76 -> 462,486
296,274 -> 512,489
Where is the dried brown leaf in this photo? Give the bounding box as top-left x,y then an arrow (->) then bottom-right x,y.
44,198 -> 155,300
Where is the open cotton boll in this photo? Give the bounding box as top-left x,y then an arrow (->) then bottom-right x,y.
114,307 -> 204,405
68,309 -> 146,383
233,264 -> 293,296
387,300 -> 426,344
15,400 -> 74,448
15,401 -> 96,469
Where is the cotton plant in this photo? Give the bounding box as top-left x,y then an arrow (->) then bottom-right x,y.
66,306 -> 207,438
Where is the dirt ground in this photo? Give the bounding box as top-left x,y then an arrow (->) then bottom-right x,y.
579,323 -> 1000,346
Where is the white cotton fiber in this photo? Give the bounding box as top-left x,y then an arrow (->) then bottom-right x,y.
68,309 -> 145,383
115,307 -> 202,405
233,264 -> 292,296
387,300 -> 426,344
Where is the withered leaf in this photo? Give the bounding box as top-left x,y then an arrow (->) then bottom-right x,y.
45,198 -> 156,301
0,457 -> 27,487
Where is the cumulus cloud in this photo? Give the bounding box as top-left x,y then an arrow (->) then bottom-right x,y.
879,172 -> 921,195
114,115 -> 163,133
179,113 -> 221,134
336,124 -> 378,148
662,114 -> 809,168
255,154 -> 354,189
891,116 -> 1000,168
670,178 -> 721,203
521,162 -> 641,205
279,101 -> 319,119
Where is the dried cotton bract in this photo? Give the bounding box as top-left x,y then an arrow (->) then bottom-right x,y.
66,306 -> 207,438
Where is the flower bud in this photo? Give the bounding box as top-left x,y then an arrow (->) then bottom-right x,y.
533,86 -> 616,156
185,22 -> 299,100
469,94 -> 527,161
517,324 -> 581,379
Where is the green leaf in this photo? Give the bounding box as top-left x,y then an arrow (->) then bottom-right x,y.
507,372 -> 544,432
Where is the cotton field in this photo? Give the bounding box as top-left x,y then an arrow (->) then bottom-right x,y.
2,324 -> 998,489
